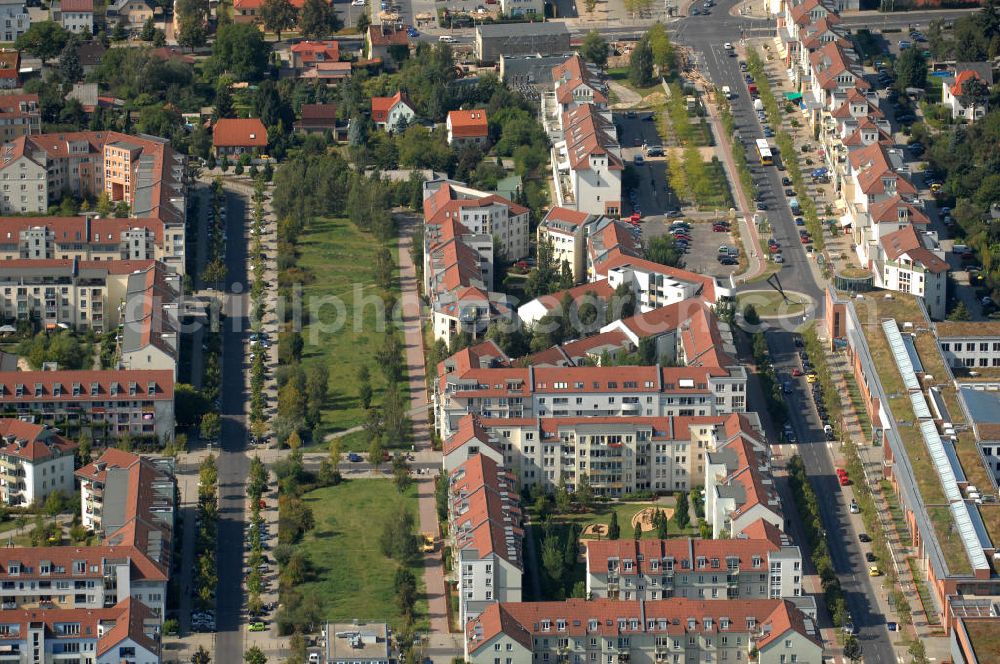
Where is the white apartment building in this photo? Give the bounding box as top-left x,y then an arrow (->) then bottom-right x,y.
935,322 -> 1000,370
442,415 -> 505,475
0,0 -> 30,43
0,216 -> 186,276
499,0 -> 542,16
434,361 -> 750,439
0,132 -> 187,244
584,527 -> 803,602
517,280 -> 616,329
807,41 -> 868,114
541,54 -> 609,139
0,420 -> 76,507
550,104 -> 623,217
536,206 -> 600,284
706,437 -> 784,539
464,598 -> 824,664
600,255 -> 726,312
0,546 -> 167,619
0,369 -> 175,445
0,599 -> 160,664
448,454 -> 523,625
444,410 -> 764,495
120,262 -> 180,376
876,225 -> 948,320
423,179 -> 530,262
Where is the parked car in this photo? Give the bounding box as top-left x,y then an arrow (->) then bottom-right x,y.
781,177 -> 792,186
850,500 -> 860,514
249,622 -> 266,632
865,552 -> 877,563
774,254 -> 784,263
348,453 -> 363,462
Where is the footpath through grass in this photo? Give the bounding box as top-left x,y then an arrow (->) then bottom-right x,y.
297,217 -> 399,447
295,479 -> 427,631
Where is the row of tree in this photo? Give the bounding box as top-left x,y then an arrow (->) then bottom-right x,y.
194,455 -> 219,609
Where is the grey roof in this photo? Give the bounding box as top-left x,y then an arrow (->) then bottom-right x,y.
960,386 -> 1000,424
477,22 -> 569,38
500,53 -> 573,87
101,467 -> 130,534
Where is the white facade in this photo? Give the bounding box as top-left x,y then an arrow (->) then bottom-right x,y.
436,364 -> 750,439
943,74 -> 989,123
500,0 -> 542,15
877,259 -> 947,321
60,8 -> 93,33
3,452 -> 74,507
0,154 -> 48,214
0,0 -> 30,43
937,327 -> 1000,370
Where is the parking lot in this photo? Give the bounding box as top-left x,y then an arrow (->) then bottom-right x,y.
643,217 -> 740,279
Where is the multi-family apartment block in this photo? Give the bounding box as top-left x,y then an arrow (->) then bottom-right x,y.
0,419 -> 76,507
443,407 -> 763,496
76,447 -> 176,545
0,0 -> 30,42
119,261 -> 180,376
0,94 -> 40,143
424,179 -> 529,262
448,454 -> 523,625
0,131 -> 186,234
435,355 -> 749,440
422,179 -> 528,345
550,103 -> 623,218
0,599 -> 160,663
0,447 -> 173,622
706,435 -> 784,538
536,207 -> 603,284
0,216 -> 185,275
585,526 -> 803,602
464,598 -> 823,664
0,369 -> 175,444
0,258 -> 172,334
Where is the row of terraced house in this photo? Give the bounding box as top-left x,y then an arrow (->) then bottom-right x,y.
778,0 -> 951,319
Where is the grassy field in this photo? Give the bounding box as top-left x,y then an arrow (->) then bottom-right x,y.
295,479 -> 427,631
297,217 -> 400,448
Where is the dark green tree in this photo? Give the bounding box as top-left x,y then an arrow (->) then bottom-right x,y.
15,22 -> 70,65
893,48 -> 927,92
608,512 -> 621,540
628,37 -> 654,88
210,23 -> 271,82
674,491 -> 690,529
645,234 -> 685,268
59,40 -> 83,84
742,304 -> 760,326
580,30 -> 609,68
140,16 -> 157,41
261,0 -> 299,40
299,0 -> 342,38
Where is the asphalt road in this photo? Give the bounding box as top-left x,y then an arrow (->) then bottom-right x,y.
215,191 -> 251,659
767,330 -> 896,664
672,4 -> 896,662
678,17 -> 822,304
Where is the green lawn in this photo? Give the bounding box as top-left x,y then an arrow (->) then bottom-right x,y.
738,291 -> 811,318
607,67 -> 662,97
296,479 -> 427,631
297,217 -> 400,448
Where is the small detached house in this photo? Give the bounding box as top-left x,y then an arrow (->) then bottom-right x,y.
106,0 -> 156,32
213,117 -> 268,156
446,109 -> 489,148
942,65 -> 993,123
294,104 -> 346,140
57,0 -> 94,34
367,25 -> 410,70
371,91 -> 416,133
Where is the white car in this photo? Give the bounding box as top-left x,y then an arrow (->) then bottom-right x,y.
351,0 -> 365,5
439,35 -> 457,43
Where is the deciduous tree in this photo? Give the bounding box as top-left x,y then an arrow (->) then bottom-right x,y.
580,30 -> 608,67
261,0 -> 299,40
15,22 -> 70,65
299,0 -> 342,38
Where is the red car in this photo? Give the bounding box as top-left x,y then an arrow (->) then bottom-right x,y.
791,368 -> 803,377
712,225 -> 728,232
800,235 -> 811,244
839,475 -> 850,486
769,244 -> 780,253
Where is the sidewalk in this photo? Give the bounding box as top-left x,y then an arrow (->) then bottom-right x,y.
396,214 -> 458,656
820,343 -> 951,662
697,78 -> 767,284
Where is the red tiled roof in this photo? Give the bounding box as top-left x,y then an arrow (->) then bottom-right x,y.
371,91 -> 412,123
0,599 -> 158,657
213,118 -> 267,148
449,454 -> 522,567
585,536 -> 781,577
0,369 -> 173,401
291,40 -> 340,64
368,24 -> 409,47
562,104 -> 623,171
951,69 -> 984,96
880,224 -> 949,273
0,419 -> 76,462
443,414 -> 500,456
422,183 -> 528,227
468,599 -> 819,653
447,109 -> 489,138
868,194 -> 929,225
542,206 -> 591,229
61,0 -> 94,11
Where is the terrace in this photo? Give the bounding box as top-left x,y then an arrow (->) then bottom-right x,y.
849,292 -> 974,574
